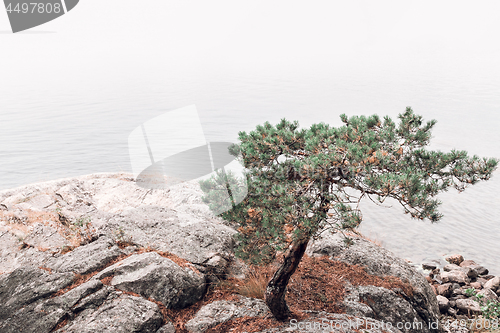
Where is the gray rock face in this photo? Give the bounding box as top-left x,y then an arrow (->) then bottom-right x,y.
342,282 -> 376,317
185,295 -> 270,332
44,235 -> 124,275
356,285 -> 422,324
0,173 -> 236,277
104,205 -> 237,268
306,233 -> 441,333
92,251 -> 206,309
0,266 -> 74,323
23,223 -> 70,250
0,279 -> 105,333
54,294 -> 164,333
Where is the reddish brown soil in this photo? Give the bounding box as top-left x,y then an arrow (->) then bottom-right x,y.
165,254 -> 413,333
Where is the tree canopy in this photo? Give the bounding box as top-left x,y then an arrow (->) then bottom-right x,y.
199,107 -> 498,320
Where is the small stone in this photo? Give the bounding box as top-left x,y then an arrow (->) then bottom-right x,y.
205,255 -> 229,275
422,263 -> 437,270
436,283 -> 453,297
477,288 -> 499,303
452,283 -> 461,290
476,278 -> 487,286
483,275 -> 495,280
475,266 -> 489,276
462,267 -> 479,279
425,276 -> 432,283
444,264 -> 461,272
459,260 -> 477,267
445,254 -> 464,266
432,268 -> 440,275
455,299 -> 481,314
440,270 -> 470,285
470,282 -> 481,289
436,295 -> 450,314
156,322 -> 175,333
484,276 -> 500,291
448,307 -> 457,316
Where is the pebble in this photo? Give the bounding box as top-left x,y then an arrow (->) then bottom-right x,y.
425,254 -> 499,319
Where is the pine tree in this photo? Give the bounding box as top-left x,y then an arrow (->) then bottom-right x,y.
199,107 -> 498,320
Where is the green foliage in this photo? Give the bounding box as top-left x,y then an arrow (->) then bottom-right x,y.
200,107 -> 498,266
73,216 -> 91,227
464,288 -> 477,297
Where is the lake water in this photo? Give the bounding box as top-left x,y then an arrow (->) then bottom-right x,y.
1,1 -> 499,274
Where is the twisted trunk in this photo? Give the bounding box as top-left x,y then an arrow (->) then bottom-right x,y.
264,238 -> 309,321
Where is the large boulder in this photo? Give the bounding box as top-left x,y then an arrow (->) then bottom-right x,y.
92,251 -> 206,309
306,233 -> 442,333
54,293 -> 164,333
185,295 -> 270,332
102,205 -> 237,268
43,235 -> 124,275
0,266 -> 74,325
0,237 -> 193,332
0,279 -> 106,333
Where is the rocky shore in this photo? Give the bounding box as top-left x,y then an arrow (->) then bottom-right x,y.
422,254 -> 500,319
0,173 -> 494,332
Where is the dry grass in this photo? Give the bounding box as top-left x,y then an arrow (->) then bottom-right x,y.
180,254 -> 414,333
234,265 -> 273,299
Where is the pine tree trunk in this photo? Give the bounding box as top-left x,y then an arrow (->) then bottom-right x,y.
264,238 -> 309,321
